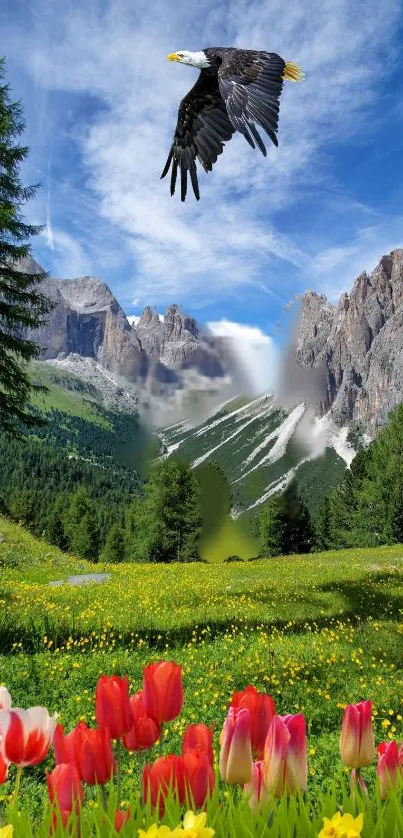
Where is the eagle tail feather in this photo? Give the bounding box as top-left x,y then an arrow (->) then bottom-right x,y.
283,62 -> 304,82
161,148 -> 173,179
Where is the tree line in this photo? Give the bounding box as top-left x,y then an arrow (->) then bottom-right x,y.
3,403 -> 403,562
314,404 -> 403,551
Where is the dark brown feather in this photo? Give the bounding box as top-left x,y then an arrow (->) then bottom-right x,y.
161,71 -> 234,202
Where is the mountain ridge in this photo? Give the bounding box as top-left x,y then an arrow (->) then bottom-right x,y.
295,248 -> 403,431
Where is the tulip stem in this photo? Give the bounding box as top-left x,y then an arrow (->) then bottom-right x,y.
13,766 -> 22,810
101,785 -> 108,812
158,724 -> 165,757
116,739 -> 123,805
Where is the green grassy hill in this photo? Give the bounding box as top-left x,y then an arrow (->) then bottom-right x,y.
0,516 -> 402,826
30,362 -> 113,423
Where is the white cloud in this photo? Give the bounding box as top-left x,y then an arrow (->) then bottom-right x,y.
40,228 -> 92,278
5,0 -> 402,305
313,223 -> 403,301
207,319 -> 280,394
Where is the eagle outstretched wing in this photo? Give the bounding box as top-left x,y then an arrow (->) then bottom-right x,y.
161,73 -> 235,202
217,50 -> 286,155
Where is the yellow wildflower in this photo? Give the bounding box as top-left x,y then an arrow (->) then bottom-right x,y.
319,811 -> 363,838
171,811 -> 215,838
0,828 -> 13,838
138,826 -> 173,838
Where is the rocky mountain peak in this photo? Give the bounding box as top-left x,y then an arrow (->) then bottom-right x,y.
163,304 -> 200,343
56,276 -> 117,313
23,264 -> 231,404
296,248 -> 403,432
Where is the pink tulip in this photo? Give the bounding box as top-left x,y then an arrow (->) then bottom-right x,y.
340,701 -> 374,769
0,707 -> 57,767
377,741 -> 403,800
264,714 -> 307,797
243,760 -> 269,810
0,688 -> 11,711
219,707 -> 253,785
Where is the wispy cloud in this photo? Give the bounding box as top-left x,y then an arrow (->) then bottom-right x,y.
40,228 -> 92,278
45,144 -> 54,249
2,0 -> 403,313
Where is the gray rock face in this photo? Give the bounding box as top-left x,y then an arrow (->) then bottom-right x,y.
26,267 -> 146,382
25,261 -> 227,389
295,249 -> 403,432
159,305 -> 224,377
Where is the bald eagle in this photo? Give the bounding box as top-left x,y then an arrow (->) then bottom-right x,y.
161,48 -> 304,202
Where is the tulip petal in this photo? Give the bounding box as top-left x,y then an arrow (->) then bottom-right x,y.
264,715 -> 290,796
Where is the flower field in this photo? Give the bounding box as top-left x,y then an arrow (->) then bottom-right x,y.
0,516 -> 402,835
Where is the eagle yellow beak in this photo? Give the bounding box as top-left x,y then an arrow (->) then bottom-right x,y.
167,52 -> 181,62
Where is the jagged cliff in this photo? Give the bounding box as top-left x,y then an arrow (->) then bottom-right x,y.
23,260 -> 228,394
295,248 -> 403,431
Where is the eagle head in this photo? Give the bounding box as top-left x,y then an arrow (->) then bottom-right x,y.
167,50 -> 211,69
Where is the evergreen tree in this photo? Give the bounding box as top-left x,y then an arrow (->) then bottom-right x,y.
0,59 -> 53,433
258,479 -> 313,557
46,495 -> 70,550
124,497 -> 146,562
281,480 -> 313,554
258,496 -> 285,557
10,488 -> 37,528
71,512 -> 99,561
63,487 -> 99,560
314,496 -> 332,551
100,523 -> 125,563
127,459 -> 202,562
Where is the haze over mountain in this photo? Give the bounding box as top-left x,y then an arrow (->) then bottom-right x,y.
24,247 -> 403,437
23,258 -> 248,424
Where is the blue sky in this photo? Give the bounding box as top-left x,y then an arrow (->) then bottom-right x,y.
2,0 -> 403,349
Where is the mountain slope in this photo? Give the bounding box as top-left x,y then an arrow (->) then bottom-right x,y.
161,395 -> 349,516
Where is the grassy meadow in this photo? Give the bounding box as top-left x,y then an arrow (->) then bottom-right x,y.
0,516 -> 402,833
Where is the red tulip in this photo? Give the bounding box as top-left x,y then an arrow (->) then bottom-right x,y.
75,725 -> 115,785
0,707 -> 57,767
142,754 -> 186,815
182,723 -> 215,766
114,809 -> 131,832
340,701 -> 374,769
95,675 -> 133,740
53,721 -> 87,766
143,661 -> 183,723
0,751 -> 9,784
122,691 -> 161,752
243,760 -> 269,811
47,763 -> 84,813
183,747 -> 215,808
264,714 -> 307,797
50,808 -> 74,835
219,707 -> 253,785
231,686 -> 276,758
377,741 -> 403,800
